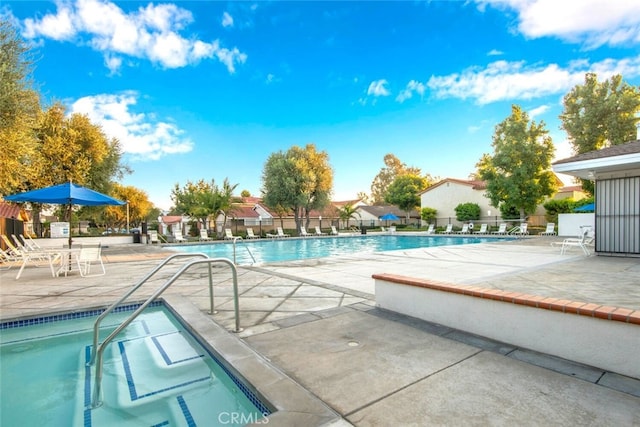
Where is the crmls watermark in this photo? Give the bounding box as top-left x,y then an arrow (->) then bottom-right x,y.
218,412 -> 270,425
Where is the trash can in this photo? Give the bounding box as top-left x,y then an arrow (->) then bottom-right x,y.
361,226 -> 367,235
132,229 -> 141,243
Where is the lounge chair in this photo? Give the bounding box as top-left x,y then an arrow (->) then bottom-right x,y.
510,223 -> 529,237
199,229 -> 212,241
19,234 -> 42,251
389,226 -> 397,234
2,234 -> 57,279
74,243 -> 105,277
440,224 -> 453,234
277,227 -> 290,238
349,226 -> 360,234
539,223 -> 556,236
173,231 -> 187,243
299,227 -> 310,237
425,224 -> 435,234
246,228 -> 260,239
330,225 -> 338,235
380,226 -> 387,233
473,224 -> 488,234
456,224 -> 469,234
224,228 -> 241,240
314,226 -> 326,236
555,227 -> 594,255
492,223 -> 507,235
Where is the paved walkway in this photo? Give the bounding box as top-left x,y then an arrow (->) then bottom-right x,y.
1,236 -> 639,425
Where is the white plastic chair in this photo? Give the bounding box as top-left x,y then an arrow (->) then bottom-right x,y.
74,244 -> 105,277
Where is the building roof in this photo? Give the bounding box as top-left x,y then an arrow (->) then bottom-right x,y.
553,140 -> 640,164
419,178 -> 486,195
0,202 -> 28,221
552,140 -> 640,179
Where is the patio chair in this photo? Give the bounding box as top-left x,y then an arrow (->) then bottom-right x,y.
246,228 -> 260,239
492,223 -> 507,235
456,224 -> 470,234
539,223 -> 556,236
440,224 -> 453,234
314,226 -> 327,236
74,243 -> 105,277
556,227 -> 594,255
199,229 -> 212,242
277,227 -> 290,238
474,224 -> 488,234
173,231 -> 187,243
299,227 -> 310,237
510,223 -> 529,237
425,224 -> 435,234
19,234 -> 42,251
330,225 -> 339,235
389,226 -> 397,234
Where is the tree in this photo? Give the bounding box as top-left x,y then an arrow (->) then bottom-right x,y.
477,105 -> 557,219
370,154 -> 425,205
336,203 -> 360,229
103,183 -> 153,230
171,178 -> 238,233
262,144 -> 333,232
0,19 -> 41,196
559,73 -> 640,194
384,174 -> 428,220
420,207 -> 437,224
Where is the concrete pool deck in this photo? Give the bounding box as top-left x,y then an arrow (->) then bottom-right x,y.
1,235 -> 639,425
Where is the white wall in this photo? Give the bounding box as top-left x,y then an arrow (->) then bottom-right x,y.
558,213 -> 595,237
376,279 -> 639,379
421,182 -> 493,223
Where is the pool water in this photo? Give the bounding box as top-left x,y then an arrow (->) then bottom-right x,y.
171,234 -> 505,264
0,304 -> 270,426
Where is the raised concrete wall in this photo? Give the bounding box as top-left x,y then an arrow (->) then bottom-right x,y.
31,236 -> 134,248
374,274 -> 640,379
558,213 -> 594,237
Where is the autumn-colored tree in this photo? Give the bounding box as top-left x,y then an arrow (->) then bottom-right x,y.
0,19 -> 41,196
262,144 -> 333,232
103,184 -> 153,230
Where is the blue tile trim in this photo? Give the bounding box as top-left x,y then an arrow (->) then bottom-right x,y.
177,395 -> 196,427
83,345 -> 92,427
0,301 -> 163,330
150,422 -> 170,427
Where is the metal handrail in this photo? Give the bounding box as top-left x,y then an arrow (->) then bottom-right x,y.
88,253 -> 209,365
231,237 -> 257,264
89,257 -> 241,408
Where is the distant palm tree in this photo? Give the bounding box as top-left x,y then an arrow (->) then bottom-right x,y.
337,203 -> 360,229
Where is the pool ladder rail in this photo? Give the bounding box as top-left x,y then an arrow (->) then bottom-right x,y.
87,253 -> 241,409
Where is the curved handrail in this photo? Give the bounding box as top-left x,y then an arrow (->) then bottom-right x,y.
91,257 -> 240,408
88,253 -> 209,365
231,237 -> 257,264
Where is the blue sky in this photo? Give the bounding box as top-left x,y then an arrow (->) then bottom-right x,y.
3,0 -> 640,210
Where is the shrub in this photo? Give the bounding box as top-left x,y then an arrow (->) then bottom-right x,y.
420,207 -> 437,224
454,203 -> 480,222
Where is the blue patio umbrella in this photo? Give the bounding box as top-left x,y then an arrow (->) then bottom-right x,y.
5,182 -> 125,247
574,203 -> 595,212
380,213 -> 399,224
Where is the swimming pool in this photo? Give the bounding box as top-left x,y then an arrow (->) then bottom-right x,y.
170,234 -> 506,264
0,302 -> 271,426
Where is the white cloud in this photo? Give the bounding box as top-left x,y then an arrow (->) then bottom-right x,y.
426,56 -> 640,104
478,0 -> 640,48
222,11 -> 234,28
396,80 -> 426,102
367,79 -> 390,96
70,92 -> 194,161
528,104 -> 549,119
487,49 -> 503,56
20,0 -> 246,73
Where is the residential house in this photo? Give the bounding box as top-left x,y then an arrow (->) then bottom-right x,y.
419,179 -> 493,227
355,205 -> 420,228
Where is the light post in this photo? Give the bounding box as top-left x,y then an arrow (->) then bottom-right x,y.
319,215 -> 322,232
126,200 -> 130,233
258,215 -> 262,237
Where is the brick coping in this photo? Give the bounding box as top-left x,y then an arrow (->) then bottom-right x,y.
372,273 -> 640,326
